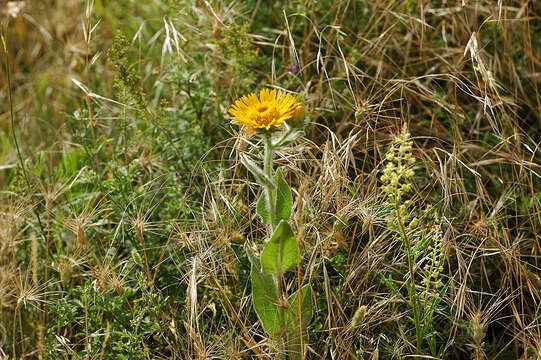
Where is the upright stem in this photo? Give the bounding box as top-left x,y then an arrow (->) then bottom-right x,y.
263,134 -> 287,358
263,134 -> 276,232
396,203 -> 422,353
2,31 -> 46,239
3,32 -> 50,349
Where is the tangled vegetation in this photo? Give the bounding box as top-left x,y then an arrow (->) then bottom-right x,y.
1,0 -> 540,359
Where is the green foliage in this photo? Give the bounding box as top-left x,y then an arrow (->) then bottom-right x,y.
257,189 -> 271,224
257,168 -> 293,226
275,169 -> 293,224
221,22 -> 259,80
286,285 -> 313,330
242,124 -> 309,358
272,128 -> 304,149
286,285 -> 313,360
248,250 -> 282,337
2,0 -> 541,359
261,220 -> 298,275
46,274 -> 169,359
240,154 -> 275,189
107,31 -> 147,111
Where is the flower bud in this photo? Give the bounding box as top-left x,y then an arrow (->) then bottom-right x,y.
287,103 -> 306,128
408,217 -> 419,229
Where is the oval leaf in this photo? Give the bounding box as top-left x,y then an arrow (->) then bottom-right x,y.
285,285 -> 313,360
286,284 -> 313,330
246,249 -> 281,337
261,221 -> 299,275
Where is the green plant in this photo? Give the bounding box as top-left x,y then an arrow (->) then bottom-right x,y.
380,127 -> 450,356
231,89 -> 311,359
2,0 -> 541,358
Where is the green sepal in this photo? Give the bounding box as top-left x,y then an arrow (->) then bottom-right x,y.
261,220 -> 299,275
272,127 -> 304,149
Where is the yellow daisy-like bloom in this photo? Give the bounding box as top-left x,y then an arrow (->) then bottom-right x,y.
229,89 -> 299,137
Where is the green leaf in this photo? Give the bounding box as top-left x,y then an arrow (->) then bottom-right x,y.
413,233 -> 432,263
286,285 -> 313,330
275,169 -> 293,224
261,221 -> 299,275
246,249 -> 282,337
240,154 -> 275,189
272,128 -> 304,148
285,285 -> 313,360
422,277 -> 452,322
381,275 -> 408,302
257,190 -> 271,224
256,169 -> 292,226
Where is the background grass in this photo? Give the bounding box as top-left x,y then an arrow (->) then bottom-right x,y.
1,0 -> 541,359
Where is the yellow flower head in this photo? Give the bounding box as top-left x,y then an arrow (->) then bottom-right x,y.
229,89 -> 299,137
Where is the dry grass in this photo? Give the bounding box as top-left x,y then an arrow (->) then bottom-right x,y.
1,0 -> 540,359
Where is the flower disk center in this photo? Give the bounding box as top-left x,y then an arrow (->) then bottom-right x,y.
257,105 -> 269,113
249,102 -> 280,127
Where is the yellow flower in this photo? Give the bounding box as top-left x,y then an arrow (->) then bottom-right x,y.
228,89 -> 299,137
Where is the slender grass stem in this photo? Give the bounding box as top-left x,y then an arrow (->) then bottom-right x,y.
396,203 -> 422,353
2,31 -> 47,241
3,31 -> 50,342
135,228 -> 153,285
12,306 -> 17,359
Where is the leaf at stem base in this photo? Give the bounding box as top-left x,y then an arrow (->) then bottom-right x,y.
247,249 -> 281,337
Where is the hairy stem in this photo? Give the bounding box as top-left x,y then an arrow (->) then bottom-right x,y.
263,134 -> 276,232
263,134 -> 288,358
